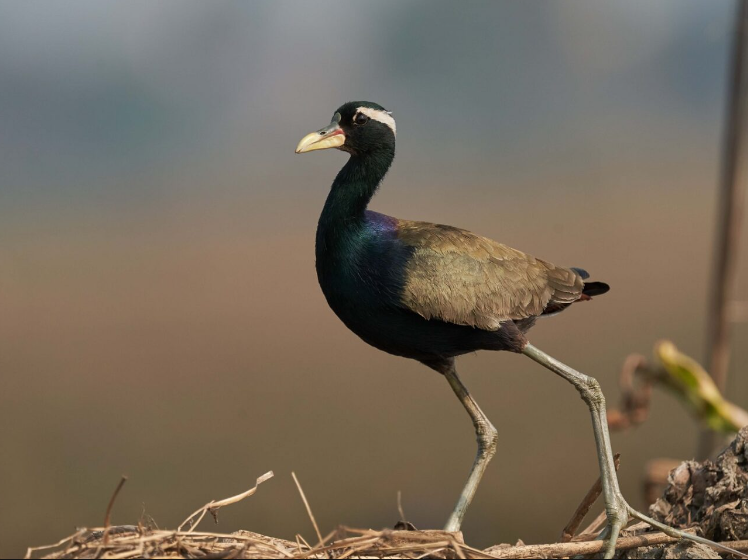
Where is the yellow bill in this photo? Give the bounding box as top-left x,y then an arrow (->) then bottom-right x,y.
295,124 -> 345,154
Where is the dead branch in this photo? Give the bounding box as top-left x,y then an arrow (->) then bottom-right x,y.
485,533 -> 748,559
700,0 -> 748,460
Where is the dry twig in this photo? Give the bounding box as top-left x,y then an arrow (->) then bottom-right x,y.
178,471 -> 274,533
103,476 -> 128,546
559,453 -> 620,542
485,532 -> 748,559
291,472 -> 324,548
397,490 -> 406,524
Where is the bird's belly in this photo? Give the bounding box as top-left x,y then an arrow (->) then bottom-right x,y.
321,284 -> 511,362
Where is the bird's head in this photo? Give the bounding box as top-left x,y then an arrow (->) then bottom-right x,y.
295,101 -> 396,156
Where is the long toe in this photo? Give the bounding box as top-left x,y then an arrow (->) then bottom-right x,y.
594,493 -> 748,559
625,503 -> 748,559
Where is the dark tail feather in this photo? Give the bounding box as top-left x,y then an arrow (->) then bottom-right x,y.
582,281 -> 610,297
541,275 -> 610,317
541,279 -> 610,316
571,267 -> 609,297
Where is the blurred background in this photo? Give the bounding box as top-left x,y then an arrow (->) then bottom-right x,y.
1,1 -> 747,557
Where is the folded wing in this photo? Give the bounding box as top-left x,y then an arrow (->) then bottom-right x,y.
397,220 -> 585,331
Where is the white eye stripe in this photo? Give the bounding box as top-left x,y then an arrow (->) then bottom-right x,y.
356,107 -> 396,136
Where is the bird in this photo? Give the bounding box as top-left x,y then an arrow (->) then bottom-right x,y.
295,101 -> 737,559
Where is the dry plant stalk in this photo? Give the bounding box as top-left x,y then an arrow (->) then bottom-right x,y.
102,476 -> 128,546
700,0 -> 748,460
559,453 -> 620,542
178,471 -> 274,533
291,471 -> 323,547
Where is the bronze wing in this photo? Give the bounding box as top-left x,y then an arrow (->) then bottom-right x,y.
397,220 -> 584,331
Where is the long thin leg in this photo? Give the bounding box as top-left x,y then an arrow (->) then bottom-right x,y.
442,362 -> 498,533
522,344 -> 624,547
522,342 -> 746,559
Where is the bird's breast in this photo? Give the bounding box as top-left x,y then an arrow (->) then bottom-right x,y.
316,225 -> 410,316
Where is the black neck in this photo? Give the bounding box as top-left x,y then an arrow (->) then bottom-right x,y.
319,147 -> 395,228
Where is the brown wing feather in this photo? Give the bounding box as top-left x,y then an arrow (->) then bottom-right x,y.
397,220 -> 584,330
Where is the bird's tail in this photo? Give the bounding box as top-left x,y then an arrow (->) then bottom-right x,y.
571,267 -> 610,298
582,281 -> 610,297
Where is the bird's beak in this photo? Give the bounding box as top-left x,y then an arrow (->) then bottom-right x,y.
295,123 -> 345,154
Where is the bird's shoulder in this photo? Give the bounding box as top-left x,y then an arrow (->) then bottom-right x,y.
395,218 -> 528,261
390,217 -> 584,330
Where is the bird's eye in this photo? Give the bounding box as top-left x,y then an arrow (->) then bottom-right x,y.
354,113 -> 369,125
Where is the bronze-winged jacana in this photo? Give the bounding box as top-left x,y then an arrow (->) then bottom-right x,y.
294,102 -> 738,559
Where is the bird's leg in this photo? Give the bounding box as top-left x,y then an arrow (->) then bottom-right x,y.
441,362 -> 498,533
522,342 -> 625,557
521,342 -> 746,560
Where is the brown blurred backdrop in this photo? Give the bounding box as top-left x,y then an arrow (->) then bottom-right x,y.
1,1 -> 747,558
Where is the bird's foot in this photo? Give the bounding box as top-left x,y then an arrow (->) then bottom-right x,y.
596,491 -> 628,559
596,491 -> 747,559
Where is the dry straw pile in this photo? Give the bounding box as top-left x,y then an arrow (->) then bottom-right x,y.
26,428 -> 748,560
